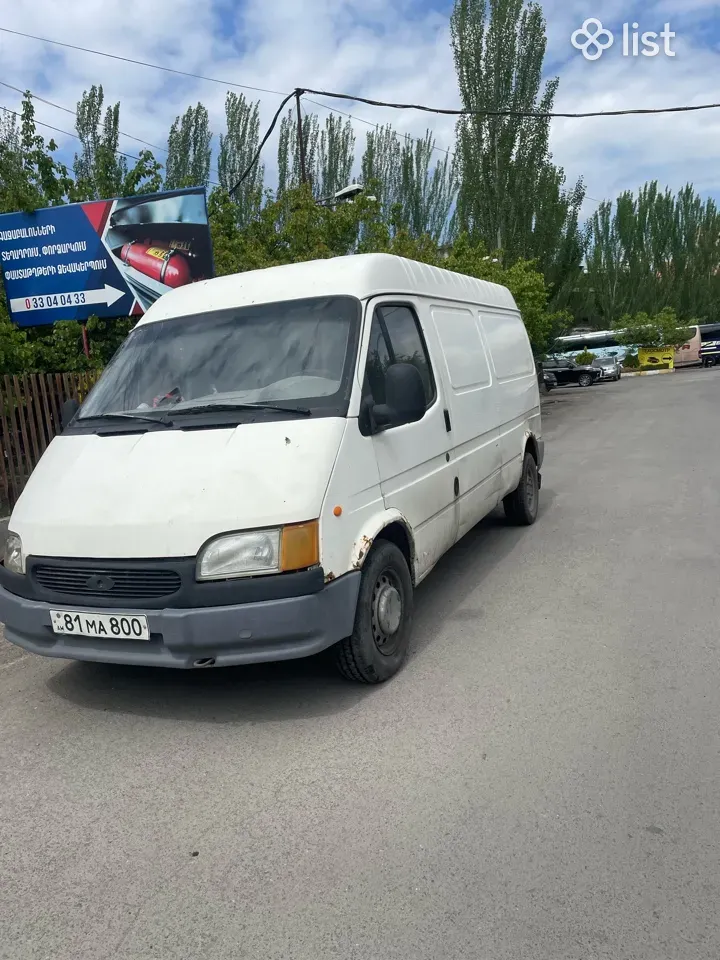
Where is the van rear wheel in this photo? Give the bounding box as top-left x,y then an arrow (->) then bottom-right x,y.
335,540 -> 413,683
503,451 -> 539,526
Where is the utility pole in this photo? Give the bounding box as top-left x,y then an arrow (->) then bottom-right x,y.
295,89 -> 307,185
81,323 -> 90,359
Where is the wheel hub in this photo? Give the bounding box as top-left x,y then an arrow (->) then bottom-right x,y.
374,580 -> 402,637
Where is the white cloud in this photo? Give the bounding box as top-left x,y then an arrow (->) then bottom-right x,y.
0,0 -> 717,217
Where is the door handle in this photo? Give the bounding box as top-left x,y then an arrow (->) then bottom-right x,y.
444,409 -> 452,432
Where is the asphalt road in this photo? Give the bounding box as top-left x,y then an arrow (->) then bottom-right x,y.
2,372 -> 720,960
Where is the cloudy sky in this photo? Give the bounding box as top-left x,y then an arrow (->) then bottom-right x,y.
0,0 -> 718,219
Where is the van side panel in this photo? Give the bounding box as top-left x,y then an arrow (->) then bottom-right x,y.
429,303 -> 502,540
480,310 -> 541,496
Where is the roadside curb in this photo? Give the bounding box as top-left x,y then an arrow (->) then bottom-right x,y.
621,369 -> 676,377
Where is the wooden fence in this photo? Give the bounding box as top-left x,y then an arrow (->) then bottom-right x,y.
0,372 -> 99,511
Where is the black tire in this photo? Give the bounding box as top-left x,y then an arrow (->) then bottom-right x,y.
335,540 -> 414,684
578,373 -> 593,387
503,451 -> 539,526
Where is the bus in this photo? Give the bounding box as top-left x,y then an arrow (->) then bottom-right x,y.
553,326 -> 702,368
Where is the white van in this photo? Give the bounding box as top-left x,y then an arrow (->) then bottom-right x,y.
0,254 -> 543,683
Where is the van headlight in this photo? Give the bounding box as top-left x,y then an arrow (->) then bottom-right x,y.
196,521 -> 319,581
4,532 -> 25,575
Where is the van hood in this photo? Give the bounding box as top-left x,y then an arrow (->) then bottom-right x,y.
11,419 -> 345,559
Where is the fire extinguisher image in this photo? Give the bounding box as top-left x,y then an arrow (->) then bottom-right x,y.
119,240 -> 193,288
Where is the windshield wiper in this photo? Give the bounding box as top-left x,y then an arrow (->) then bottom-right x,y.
77,412 -> 173,427
174,402 -> 312,417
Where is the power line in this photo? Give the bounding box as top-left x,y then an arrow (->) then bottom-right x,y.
6,25 -> 714,121
299,85 -> 720,119
0,80 -> 224,182
2,92 -> 601,207
0,27 -> 287,98
0,29 -> 640,200
238,88 -> 602,203
0,24 -> 626,194
0,80 -> 169,154
302,95 -> 455,160
229,90 -> 296,196
0,104 -> 149,163
0,103 -> 222,187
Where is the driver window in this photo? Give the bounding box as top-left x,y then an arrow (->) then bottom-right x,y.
364,315 -> 392,404
363,305 -> 436,408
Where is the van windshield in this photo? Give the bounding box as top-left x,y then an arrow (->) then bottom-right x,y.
79,296 -> 361,425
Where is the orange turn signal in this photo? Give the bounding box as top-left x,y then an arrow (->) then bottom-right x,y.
280,520 -> 319,572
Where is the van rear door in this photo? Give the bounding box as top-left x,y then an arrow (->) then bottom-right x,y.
480,310 -> 539,496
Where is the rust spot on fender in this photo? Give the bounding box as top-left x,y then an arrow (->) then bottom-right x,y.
352,534 -> 373,569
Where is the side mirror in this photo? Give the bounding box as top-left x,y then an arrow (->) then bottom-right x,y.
372,362 -> 426,430
61,398 -> 80,429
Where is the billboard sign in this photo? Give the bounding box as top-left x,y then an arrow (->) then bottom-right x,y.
638,347 -> 674,369
0,187 -> 214,327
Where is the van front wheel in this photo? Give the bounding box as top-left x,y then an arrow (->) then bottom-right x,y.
503,451 -> 539,526
335,540 -> 413,683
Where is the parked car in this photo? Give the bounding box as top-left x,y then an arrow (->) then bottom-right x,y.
0,253 -> 544,685
542,358 -> 601,387
537,362 -> 557,394
591,356 -> 622,382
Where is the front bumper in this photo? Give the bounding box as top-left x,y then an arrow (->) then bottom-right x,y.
0,572 -> 361,668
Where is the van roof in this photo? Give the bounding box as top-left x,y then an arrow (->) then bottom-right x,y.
136,253 -> 518,326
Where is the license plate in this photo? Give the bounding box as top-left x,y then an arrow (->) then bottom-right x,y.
50,610 -> 149,641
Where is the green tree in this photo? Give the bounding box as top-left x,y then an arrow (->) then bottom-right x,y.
165,103 -> 212,189
397,131 -> 457,242
317,114 -> 356,200
218,92 -> 264,227
0,315 -> 32,373
278,109 -> 361,200
613,307 -> 693,349
0,107 -> 36,214
1,96 -> 73,213
73,86 -> 161,200
450,0 -> 585,292
28,322 -> 95,372
575,350 -> 596,365
361,124 -> 401,221
277,110 -> 320,195
585,182 -> 720,326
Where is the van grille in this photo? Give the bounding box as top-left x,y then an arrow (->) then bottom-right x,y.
32,564 -> 182,600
